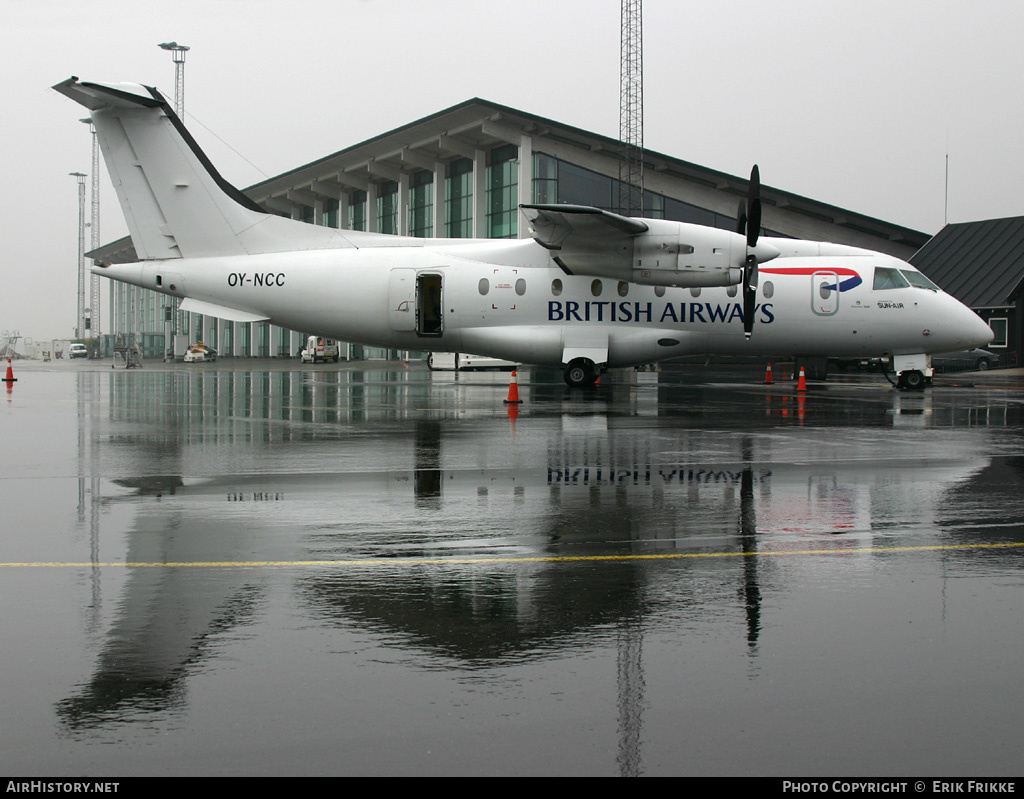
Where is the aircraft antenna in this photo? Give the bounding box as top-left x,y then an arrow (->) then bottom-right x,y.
618,0 -> 644,217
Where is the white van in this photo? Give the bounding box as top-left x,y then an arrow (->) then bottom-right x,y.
300,336 -> 340,363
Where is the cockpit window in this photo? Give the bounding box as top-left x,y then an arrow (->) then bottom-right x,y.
873,267 -> 911,290
899,269 -> 940,291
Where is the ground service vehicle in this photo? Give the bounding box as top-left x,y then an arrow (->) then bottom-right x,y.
301,336 -> 340,363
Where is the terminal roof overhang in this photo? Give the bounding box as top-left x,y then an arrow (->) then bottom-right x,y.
90,97 -> 929,263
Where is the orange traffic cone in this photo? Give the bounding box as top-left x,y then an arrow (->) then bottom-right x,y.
796,366 -> 807,392
504,370 -> 523,404
2,359 -> 16,383
764,363 -> 774,384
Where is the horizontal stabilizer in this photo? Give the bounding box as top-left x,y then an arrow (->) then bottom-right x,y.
178,298 -> 269,323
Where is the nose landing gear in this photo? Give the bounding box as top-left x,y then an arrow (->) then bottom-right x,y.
897,369 -> 927,390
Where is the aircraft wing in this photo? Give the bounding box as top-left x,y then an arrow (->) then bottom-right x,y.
520,204 -> 648,276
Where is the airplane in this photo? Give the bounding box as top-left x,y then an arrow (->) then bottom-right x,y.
54,77 -> 993,390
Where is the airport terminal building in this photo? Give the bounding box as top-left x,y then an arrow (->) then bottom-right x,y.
92,98 -> 929,360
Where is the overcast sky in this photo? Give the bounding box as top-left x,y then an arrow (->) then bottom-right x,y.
6,0 -> 1024,339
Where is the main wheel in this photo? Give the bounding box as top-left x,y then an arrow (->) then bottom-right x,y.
564,358 -> 598,387
976,359 -> 989,370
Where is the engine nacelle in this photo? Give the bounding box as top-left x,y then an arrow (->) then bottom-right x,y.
628,220 -> 775,288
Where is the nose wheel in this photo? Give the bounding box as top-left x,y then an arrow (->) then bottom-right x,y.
897,369 -> 927,390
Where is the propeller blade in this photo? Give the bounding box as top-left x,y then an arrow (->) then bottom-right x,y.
746,165 -> 761,248
736,165 -> 763,338
747,198 -> 761,248
736,200 -> 747,236
743,254 -> 758,339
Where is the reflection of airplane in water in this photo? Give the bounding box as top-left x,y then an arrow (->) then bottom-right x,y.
59,415 -> 1009,732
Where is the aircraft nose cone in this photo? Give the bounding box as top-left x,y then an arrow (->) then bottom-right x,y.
956,303 -> 993,349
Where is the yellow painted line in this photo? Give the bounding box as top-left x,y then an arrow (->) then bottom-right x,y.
2,542 -> 1022,569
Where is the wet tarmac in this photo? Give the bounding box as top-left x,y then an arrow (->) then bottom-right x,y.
2,359 -> 1024,776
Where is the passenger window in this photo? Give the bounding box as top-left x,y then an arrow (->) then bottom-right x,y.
726,285 -> 738,298
591,279 -> 603,297
617,281 -> 629,297
551,278 -> 562,296
873,267 -> 910,290
515,278 -> 526,296
478,278 -> 489,295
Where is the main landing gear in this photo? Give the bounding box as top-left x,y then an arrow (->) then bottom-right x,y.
563,358 -> 601,387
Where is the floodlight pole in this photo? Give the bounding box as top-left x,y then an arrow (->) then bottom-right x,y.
70,172 -> 87,339
158,41 -> 189,119
80,119 -> 102,338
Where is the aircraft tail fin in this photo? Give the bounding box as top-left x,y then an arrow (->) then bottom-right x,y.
53,77 -> 353,260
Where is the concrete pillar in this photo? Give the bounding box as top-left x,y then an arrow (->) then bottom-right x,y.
339,191 -> 351,230
518,135 -> 532,238
367,183 -> 378,233
397,173 -> 409,236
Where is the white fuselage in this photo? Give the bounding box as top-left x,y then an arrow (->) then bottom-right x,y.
99,236 -> 991,369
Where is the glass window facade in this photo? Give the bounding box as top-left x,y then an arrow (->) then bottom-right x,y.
487,143 -> 518,239
349,190 -> 367,231
446,158 -> 473,238
410,171 -> 433,237
534,153 -> 557,204
322,198 -> 339,228
532,152 -> 743,232
377,180 -> 398,235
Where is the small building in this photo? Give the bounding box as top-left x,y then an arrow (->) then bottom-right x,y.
91,98 -> 929,360
910,216 -> 1024,361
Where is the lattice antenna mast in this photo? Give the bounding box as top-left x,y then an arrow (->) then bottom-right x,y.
618,0 -> 644,217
